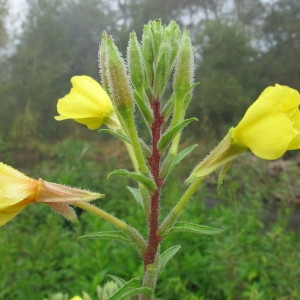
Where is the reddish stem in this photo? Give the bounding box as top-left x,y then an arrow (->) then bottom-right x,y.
143,99 -> 164,267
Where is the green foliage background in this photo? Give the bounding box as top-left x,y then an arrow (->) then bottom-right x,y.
1,139 -> 300,299
0,0 -> 300,299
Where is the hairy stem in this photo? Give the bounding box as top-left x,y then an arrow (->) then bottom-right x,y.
143,98 -> 164,273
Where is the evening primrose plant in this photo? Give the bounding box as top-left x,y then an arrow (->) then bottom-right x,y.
1,20 -> 300,299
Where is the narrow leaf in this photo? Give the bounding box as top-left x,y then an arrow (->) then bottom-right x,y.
158,118 -> 198,153
127,186 -> 144,209
98,129 -> 131,144
107,278 -> 153,300
134,90 -> 153,126
158,245 -> 181,274
172,144 -> 198,168
108,169 -> 156,193
106,274 -> 126,287
79,231 -> 131,243
167,222 -> 224,235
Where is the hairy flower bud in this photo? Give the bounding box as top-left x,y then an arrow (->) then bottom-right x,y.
106,36 -> 134,113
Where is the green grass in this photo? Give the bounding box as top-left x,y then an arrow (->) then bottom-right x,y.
1,138 -> 300,299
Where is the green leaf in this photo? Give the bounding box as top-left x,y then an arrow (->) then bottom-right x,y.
106,274 -> 126,287
158,118 -> 198,153
172,144 -> 198,169
108,169 -> 156,193
139,137 -> 151,159
107,278 -> 153,300
79,231 -> 131,244
98,129 -> 131,144
161,92 -> 176,121
134,90 -> 153,126
127,186 -> 144,209
167,222 -> 224,235
158,245 -> 181,274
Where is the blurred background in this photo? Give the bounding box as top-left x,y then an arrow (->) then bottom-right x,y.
0,0 -> 300,299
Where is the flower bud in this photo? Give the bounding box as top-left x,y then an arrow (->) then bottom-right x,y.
98,32 -> 111,93
106,36 -> 134,115
141,24 -> 154,86
173,30 -> 194,107
128,32 -> 146,91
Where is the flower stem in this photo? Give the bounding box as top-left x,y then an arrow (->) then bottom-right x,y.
126,115 -> 149,176
73,202 -> 147,253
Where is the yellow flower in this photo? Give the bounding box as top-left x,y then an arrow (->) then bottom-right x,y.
69,297 -> 83,300
0,162 -> 104,227
232,84 -> 300,159
55,75 -> 119,130
187,84 -> 300,181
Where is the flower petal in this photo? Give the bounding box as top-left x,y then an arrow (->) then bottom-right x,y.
55,75 -> 114,130
0,162 -> 37,208
233,113 -> 295,159
0,200 -> 30,226
234,84 -> 300,159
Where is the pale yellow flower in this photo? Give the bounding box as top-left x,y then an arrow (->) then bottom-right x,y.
55,75 -> 119,130
69,297 -> 83,300
0,162 -> 103,226
188,84 -> 300,181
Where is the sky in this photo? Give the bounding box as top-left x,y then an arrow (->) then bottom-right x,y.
6,0 -> 27,34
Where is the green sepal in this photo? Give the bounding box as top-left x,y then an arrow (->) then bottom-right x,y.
142,24 -> 154,85
166,221 -> 224,236
107,278 -> 153,300
108,169 -> 156,193
158,245 -> 181,274
128,32 -> 145,89
150,19 -> 163,59
99,32 -> 111,94
106,37 -> 134,111
153,53 -> 167,98
183,82 -> 200,108
158,118 -> 198,153
218,161 -> 232,189
127,186 -> 144,210
173,30 -> 194,99
165,21 -> 181,72
79,231 -> 131,244
98,129 -> 131,144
